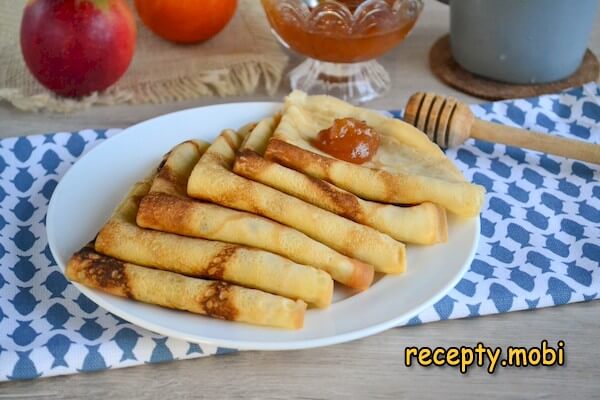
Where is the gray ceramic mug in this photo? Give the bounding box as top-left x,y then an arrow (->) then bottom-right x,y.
438,0 -> 600,84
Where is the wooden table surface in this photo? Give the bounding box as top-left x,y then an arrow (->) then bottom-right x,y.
1,2 -> 599,399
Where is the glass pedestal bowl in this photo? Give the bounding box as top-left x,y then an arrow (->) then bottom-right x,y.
262,0 -> 423,103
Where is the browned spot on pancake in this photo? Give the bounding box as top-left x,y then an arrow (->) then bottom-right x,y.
265,139 -> 334,182
233,149 -> 268,177
137,193 -> 193,234
378,169 -> 405,203
72,246 -> 132,297
346,259 -> 375,291
205,245 -> 238,279
198,281 -> 238,320
217,180 -> 260,214
306,175 -> 364,221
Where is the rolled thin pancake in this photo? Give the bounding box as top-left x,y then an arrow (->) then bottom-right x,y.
96,179 -> 333,308
263,91 -> 485,218
234,117 -> 448,245
187,129 -> 406,274
151,139 -> 211,197
137,140 -> 373,290
66,245 -> 306,329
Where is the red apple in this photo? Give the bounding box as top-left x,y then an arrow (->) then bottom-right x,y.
20,0 -> 136,98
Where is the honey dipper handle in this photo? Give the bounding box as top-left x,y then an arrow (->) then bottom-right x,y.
470,119 -> 600,165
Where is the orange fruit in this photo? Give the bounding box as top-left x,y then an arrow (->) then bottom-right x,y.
134,0 -> 237,44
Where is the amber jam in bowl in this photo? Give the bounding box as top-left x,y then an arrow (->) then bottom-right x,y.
262,0 -> 423,103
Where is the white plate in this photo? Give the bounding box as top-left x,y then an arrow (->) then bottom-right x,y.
47,102 -> 479,350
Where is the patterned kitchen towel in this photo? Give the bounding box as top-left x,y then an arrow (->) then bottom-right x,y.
403,82 -> 599,324
0,83 -> 598,381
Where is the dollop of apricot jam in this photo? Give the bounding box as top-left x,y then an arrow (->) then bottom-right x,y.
313,118 -> 380,164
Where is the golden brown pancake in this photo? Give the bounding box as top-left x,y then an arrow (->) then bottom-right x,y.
96,179 -> 333,308
66,245 -> 306,329
187,129 -> 406,274
234,117 -> 448,244
137,139 -> 374,289
263,91 -> 485,218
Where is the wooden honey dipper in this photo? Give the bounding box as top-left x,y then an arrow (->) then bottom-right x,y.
404,92 -> 600,165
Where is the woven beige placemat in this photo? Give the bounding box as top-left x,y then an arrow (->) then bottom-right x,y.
0,0 -> 288,113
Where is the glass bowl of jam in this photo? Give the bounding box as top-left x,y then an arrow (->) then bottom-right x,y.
262,0 -> 423,103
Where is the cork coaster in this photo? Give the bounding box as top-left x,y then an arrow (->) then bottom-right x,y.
430,34 -> 599,101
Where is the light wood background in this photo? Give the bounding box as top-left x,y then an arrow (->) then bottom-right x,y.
1,2 -> 599,399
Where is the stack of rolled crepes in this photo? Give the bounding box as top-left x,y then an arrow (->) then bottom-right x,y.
66,91 -> 485,329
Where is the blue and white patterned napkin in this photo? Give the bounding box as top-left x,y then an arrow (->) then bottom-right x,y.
0,83 -> 598,381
